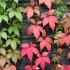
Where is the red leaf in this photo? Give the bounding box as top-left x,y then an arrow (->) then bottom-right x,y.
28,21 -> 44,39
40,40 -> 46,50
20,42 -> 39,62
43,17 -> 49,26
40,12 -> 47,18
48,9 -> 55,15
33,27 -> 40,39
21,49 -> 27,57
37,21 -> 42,24
21,43 -> 29,48
37,26 -> 43,32
46,37 -> 53,44
38,37 -> 52,51
45,42 -> 51,51
44,0 -> 52,9
24,6 -> 34,19
57,33 -> 70,46
40,59 -> 45,70
42,29 -> 46,37
28,25 -> 36,34
35,57 -> 41,66
57,33 -> 66,38
44,57 -> 50,64
38,37 -> 43,42
35,52 -> 50,70
27,48 -> 33,62
43,16 -> 58,30
42,52 -> 48,57
31,47 -> 39,54
39,0 -> 55,9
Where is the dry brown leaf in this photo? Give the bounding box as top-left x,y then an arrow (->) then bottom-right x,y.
62,14 -> 70,33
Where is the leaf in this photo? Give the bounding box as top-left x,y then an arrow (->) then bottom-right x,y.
27,49 -> 33,62
48,9 -> 55,15
1,32 -> 7,39
6,53 -> 12,59
2,15 -> 8,22
13,27 -> 19,36
6,39 -> 11,47
0,48 -> 6,55
28,22 -> 43,39
35,52 -> 50,70
8,26 -> 13,34
20,42 -> 39,62
15,12 -> 23,22
9,11 -> 15,18
43,16 -> 58,30
11,39 -> 17,50
33,27 -> 40,39
24,6 -> 34,19
21,43 -> 29,48
0,1 -> 6,9
14,0 -> 18,4
0,15 -> 2,23
12,54 -> 18,63
38,37 -> 52,51
56,33 -> 70,46
21,49 -> 27,57
39,0 -> 55,9
34,6 -> 40,16
30,18 -> 36,24
16,7 -> 23,12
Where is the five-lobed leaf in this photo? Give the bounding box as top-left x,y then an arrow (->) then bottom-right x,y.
43,16 -> 58,30
35,52 -> 50,70
28,20 -> 44,39
24,6 -> 40,19
21,42 -> 39,62
38,36 -> 52,51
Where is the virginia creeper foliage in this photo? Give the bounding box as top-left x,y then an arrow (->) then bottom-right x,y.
21,0 -> 70,70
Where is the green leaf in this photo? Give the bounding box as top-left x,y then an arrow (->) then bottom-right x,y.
6,39 -> 11,46
0,1 -> 6,9
14,38 -> 20,44
14,0 -> 18,4
0,48 -> 6,55
15,12 -> 23,22
16,7 -> 23,12
2,15 -> 8,22
0,15 -> 2,23
9,11 -> 15,18
8,26 -> 13,34
1,32 -> 7,39
13,27 -> 19,36
7,8 -> 13,12
0,36 -> 3,45
11,39 -> 17,50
